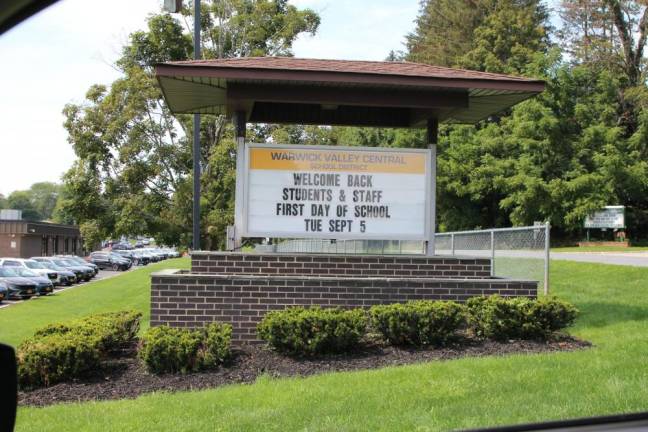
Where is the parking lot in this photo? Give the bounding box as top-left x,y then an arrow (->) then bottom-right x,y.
0,267 -> 134,309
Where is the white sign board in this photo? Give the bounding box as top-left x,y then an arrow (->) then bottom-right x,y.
241,143 -> 431,240
584,206 -> 625,229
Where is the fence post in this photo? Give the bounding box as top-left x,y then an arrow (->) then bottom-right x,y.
451,234 -> 455,256
490,230 -> 495,277
544,221 -> 550,295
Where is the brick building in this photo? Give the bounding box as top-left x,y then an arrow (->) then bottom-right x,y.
0,220 -> 82,258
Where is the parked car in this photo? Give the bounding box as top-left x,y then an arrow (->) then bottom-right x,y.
12,268 -> 53,296
32,257 -> 94,282
113,250 -> 138,265
57,255 -> 99,275
143,248 -> 166,261
88,252 -> 131,271
133,250 -> 152,265
57,258 -> 96,280
0,281 -> 8,303
30,257 -> 81,286
140,248 -> 161,262
0,267 -> 38,299
0,258 -> 58,285
32,260 -> 77,286
163,248 -> 180,258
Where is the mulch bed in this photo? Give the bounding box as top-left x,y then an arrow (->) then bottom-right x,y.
19,336 -> 591,407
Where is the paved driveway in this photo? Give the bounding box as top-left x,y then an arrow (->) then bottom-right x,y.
551,251 -> 648,267
437,248 -> 648,267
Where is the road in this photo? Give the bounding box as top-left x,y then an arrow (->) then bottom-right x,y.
0,267 -> 134,309
551,251 -> 648,267
437,248 -> 648,267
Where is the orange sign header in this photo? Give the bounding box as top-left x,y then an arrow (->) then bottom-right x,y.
249,148 -> 426,174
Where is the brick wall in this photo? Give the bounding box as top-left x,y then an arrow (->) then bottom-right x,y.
191,252 -> 492,279
151,269 -> 537,344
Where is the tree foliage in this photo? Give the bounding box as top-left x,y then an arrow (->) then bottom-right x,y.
60,1 -> 319,249
2,182 -> 62,221
58,0 -> 648,247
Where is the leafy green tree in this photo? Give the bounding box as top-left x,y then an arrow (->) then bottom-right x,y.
0,193 -> 7,210
6,191 -> 41,221
27,182 -> 61,221
61,1 -> 320,249
456,0 -> 550,75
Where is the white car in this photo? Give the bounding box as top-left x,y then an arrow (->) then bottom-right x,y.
0,258 -> 59,285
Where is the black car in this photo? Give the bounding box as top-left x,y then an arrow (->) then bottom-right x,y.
0,267 -> 38,299
88,252 -> 131,271
33,258 -> 94,282
58,256 -> 99,275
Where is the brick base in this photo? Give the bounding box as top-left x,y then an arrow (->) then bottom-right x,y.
191,252 -> 492,278
151,252 -> 538,344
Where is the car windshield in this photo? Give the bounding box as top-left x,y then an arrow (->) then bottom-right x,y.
25,261 -> 46,269
53,259 -> 71,267
0,267 -> 20,277
16,268 -> 38,277
61,259 -> 80,266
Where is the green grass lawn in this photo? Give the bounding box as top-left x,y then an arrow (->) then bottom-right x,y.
0,258 -> 189,347
552,246 -> 648,252
7,259 -> 648,431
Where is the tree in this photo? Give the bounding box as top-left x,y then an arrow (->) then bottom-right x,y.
456,0 -> 550,75
0,193 -> 6,209
26,182 -> 61,221
406,0 -> 489,67
61,1 -> 320,249
6,191 -> 41,221
407,0 -> 549,75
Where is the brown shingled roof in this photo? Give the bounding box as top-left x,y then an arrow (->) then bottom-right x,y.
155,56 -> 545,126
167,57 -> 541,83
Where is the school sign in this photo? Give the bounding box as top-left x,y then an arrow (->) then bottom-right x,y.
238,144 -> 432,240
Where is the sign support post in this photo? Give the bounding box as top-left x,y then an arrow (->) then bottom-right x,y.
191,0 -> 201,251
426,118 -> 438,257
233,111 -> 246,250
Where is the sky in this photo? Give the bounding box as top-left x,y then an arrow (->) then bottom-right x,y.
0,0 -> 420,197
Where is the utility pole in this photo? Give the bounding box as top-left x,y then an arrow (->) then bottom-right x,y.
163,0 -> 201,250
192,0 -> 201,250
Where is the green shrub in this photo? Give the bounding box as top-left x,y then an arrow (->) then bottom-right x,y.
33,310 -> 141,350
199,322 -> 233,368
369,301 -> 466,346
257,307 -> 368,355
18,310 -> 142,388
523,297 -> 579,339
138,326 -> 203,374
138,322 -> 232,374
466,295 -> 578,341
18,333 -> 102,388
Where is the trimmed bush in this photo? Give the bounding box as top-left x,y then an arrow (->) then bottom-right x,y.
257,307 -> 368,355
523,297 -> 579,339
199,322 -> 233,369
138,322 -> 232,374
33,311 -> 142,351
18,333 -> 102,388
18,311 -> 142,388
369,301 -> 466,346
467,295 -> 578,341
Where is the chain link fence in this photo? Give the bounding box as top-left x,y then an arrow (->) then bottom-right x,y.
435,225 -> 549,293
268,224 -> 550,293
